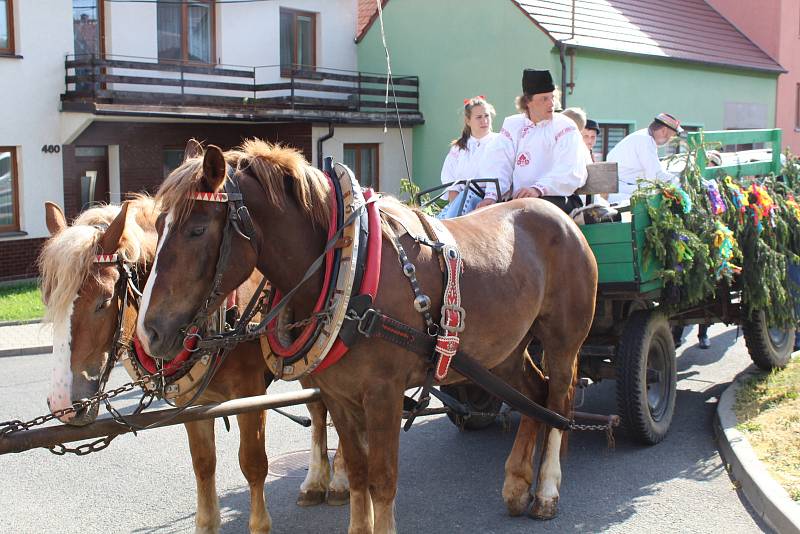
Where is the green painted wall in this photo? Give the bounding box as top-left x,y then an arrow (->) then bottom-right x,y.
566,49 -> 777,139
357,0 -> 778,191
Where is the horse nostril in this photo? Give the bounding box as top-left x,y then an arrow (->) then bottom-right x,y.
143,320 -> 161,345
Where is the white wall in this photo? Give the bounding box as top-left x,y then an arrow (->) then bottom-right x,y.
312,125 -> 413,196
106,0 -> 357,70
0,1 -> 74,240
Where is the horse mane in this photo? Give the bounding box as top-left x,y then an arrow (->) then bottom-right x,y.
157,139 -> 331,229
38,195 -> 158,323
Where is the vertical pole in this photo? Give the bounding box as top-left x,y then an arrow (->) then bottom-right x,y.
90,54 -> 97,98
357,72 -> 362,112
291,68 -> 295,110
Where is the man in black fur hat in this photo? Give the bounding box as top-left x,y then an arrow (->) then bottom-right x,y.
480,69 -> 587,213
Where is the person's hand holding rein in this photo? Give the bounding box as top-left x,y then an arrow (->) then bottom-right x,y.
476,198 -> 496,209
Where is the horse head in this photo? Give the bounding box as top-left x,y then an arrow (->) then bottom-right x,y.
137,138 -> 331,361
40,199 -> 155,425
137,142 -> 259,360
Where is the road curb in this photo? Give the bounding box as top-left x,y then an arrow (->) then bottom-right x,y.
0,346 -> 52,358
715,363 -> 800,534
0,318 -> 42,327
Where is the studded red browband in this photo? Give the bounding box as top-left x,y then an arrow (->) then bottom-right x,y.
94,254 -> 119,263
189,191 -> 229,202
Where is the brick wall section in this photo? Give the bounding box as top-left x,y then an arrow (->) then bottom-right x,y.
0,237 -> 46,282
62,122 -> 312,220
0,122 -> 312,280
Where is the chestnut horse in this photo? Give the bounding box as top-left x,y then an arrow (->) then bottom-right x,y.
39,194 -> 346,534
136,140 -> 598,533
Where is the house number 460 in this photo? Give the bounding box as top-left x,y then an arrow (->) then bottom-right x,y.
41,145 -> 61,154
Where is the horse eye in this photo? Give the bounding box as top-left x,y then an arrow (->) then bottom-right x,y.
95,298 -> 113,312
190,226 -> 206,237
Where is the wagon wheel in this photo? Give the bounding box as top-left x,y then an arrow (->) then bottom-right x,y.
742,310 -> 794,371
440,384 -> 502,431
615,309 -> 677,445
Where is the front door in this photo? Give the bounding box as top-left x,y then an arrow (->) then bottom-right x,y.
75,146 -> 109,210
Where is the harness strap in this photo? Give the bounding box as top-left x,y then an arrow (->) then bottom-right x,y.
350,307 -> 571,430
434,244 -> 464,381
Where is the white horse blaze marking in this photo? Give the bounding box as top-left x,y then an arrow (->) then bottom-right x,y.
47,298 -> 75,421
537,429 -> 563,500
137,212 -> 172,354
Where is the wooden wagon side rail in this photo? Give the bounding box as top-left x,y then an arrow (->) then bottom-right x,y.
0,388 -> 321,455
62,55 -> 420,115
689,128 -> 783,179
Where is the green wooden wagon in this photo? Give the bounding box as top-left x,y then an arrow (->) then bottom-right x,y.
578,128 -> 794,445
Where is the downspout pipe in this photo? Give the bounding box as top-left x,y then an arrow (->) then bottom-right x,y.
317,122 -> 335,169
558,41 -> 568,109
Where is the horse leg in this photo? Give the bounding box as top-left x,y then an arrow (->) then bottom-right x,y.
529,345 -> 579,520
364,383 -> 403,534
297,397 -> 332,506
327,442 -> 351,506
498,348 -> 548,516
184,419 -> 221,534
324,400 -> 373,534
236,410 -> 272,534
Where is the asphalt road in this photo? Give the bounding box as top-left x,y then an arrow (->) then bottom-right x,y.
0,324 -> 772,533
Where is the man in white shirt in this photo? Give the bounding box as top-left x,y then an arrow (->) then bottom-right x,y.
480,69 -> 588,213
606,113 -> 684,203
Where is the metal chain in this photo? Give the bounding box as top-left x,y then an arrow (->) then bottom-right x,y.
0,373 -> 161,438
569,421 -> 616,449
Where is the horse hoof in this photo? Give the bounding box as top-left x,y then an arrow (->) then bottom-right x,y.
326,489 -> 351,506
527,496 -> 559,520
296,489 -> 327,507
504,491 -> 532,517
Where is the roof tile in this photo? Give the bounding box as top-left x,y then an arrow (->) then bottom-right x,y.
515,0 -> 783,72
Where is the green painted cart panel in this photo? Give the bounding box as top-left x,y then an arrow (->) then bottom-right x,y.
581,201 -> 663,292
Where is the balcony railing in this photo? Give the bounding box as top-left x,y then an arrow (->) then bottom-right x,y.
61,54 -> 422,122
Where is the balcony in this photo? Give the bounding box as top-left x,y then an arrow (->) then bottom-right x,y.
61,55 -> 424,126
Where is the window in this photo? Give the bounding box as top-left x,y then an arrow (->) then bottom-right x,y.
343,144 -> 379,189
163,148 -> 185,178
0,0 -> 14,54
0,147 -> 19,232
596,123 -> 631,161
280,8 -> 316,74
157,0 -> 214,64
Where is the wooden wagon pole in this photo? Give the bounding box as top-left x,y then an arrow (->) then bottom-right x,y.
0,388 -> 321,456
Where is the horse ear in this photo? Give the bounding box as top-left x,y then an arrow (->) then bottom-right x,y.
184,138 -> 203,162
202,145 -> 227,192
98,202 -> 132,254
45,202 -> 67,235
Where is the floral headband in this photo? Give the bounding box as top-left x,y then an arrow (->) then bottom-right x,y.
464,95 -> 486,106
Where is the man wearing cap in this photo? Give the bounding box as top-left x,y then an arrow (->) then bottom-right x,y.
583,119 -> 600,162
479,69 -> 587,213
606,113 -> 683,203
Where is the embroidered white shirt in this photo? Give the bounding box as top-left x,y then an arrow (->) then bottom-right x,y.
479,112 -> 588,198
440,132 -> 500,198
606,128 -> 676,203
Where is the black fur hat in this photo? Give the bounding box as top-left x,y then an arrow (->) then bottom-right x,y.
522,69 -> 555,95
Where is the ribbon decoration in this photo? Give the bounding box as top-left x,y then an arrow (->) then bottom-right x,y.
463,95 -> 486,105
704,179 -> 726,215
712,220 -> 740,278
748,183 -> 776,233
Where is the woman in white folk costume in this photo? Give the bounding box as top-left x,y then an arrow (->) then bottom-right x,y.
480,69 -> 588,214
438,95 -> 499,217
